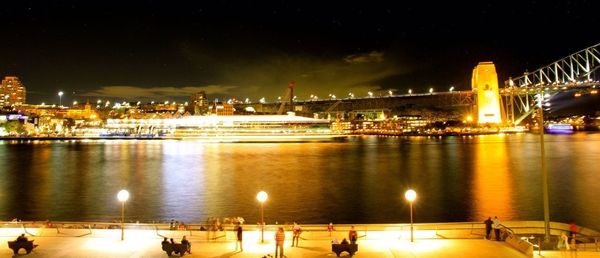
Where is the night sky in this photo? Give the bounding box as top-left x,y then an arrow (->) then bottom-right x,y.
1,1 -> 599,105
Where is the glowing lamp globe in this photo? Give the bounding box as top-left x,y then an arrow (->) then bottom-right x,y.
257,191 -> 268,203
117,190 -> 129,202
405,189 -> 417,202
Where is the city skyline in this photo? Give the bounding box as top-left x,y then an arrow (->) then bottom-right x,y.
1,1 -> 598,104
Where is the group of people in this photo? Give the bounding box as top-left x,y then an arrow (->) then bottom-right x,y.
558,223 -> 579,257
161,236 -> 192,254
273,222 -> 302,258
484,216 -> 502,241
168,219 -> 187,231
331,225 -> 358,245
485,216 -> 580,256
273,222 -> 360,258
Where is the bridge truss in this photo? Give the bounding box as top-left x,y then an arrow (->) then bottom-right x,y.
237,91 -> 475,120
501,42 -> 600,125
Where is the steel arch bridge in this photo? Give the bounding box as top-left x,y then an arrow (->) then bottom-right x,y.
501,42 -> 600,125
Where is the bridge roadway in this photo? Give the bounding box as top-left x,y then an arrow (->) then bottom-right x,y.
235,91 -> 476,116
1,221 -> 598,257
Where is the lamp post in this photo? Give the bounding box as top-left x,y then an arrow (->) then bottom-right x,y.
58,91 -> 64,107
404,189 -> 417,242
537,89 -> 550,241
117,190 -> 129,241
257,191 -> 268,243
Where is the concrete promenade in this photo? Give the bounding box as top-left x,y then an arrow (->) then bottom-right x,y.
1,224 -> 599,258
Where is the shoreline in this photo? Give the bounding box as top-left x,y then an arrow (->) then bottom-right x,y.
0,131 -> 597,141
3,220 -> 598,236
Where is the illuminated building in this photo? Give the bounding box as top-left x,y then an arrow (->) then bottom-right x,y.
190,91 -> 209,115
472,62 -> 502,124
209,102 -> 234,116
0,76 -> 27,106
66,101 -> 99,120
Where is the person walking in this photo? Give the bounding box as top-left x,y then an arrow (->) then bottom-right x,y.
348,225 -> 358,244
327,222 -> 334,237
492,216 -> 501,241
292,222 -> 301,247
484,217 -> 493,240
275,226 -> 285,258
235,224 -> 243,252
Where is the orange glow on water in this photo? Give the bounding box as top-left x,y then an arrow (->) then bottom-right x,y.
471,136 -> 515,220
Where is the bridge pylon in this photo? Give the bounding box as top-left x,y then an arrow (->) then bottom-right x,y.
472,62 -> 502,124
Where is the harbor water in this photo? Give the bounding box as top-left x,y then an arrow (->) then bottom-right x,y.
0,133 -> 599,230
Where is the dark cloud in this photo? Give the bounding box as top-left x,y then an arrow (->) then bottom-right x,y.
344,51 -> 384,64
83,85 -> 237,101
177,46 -> 407,101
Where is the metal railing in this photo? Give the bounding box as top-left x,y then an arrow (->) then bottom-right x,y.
1,220 -> 598,251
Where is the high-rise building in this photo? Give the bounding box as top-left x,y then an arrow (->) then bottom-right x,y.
1,76 -> 27,106
190,91 -> 209,115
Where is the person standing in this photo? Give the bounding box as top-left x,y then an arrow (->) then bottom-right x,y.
492,216 -> 501,241
235,224 -> 243,252
484,217 -> 493,240
275,227 -> 285,258
348,225 -> 358,244
558,232 -> 570,257
327,222 -> 334,237
292,222 -> 301,247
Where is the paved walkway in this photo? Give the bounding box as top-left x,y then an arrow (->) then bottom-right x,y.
1,228 -> 598,257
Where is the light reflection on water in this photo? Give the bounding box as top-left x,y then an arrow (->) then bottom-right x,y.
0,133 -> 599,229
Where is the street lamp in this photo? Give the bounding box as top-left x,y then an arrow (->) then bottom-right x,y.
257,191 -> 268,243
537,90 -> 550,241
58,91 -> 64,106
404,189 -> 417,242
117,190 -> 129,241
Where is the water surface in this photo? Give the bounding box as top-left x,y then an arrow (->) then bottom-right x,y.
0,133 -> 598,229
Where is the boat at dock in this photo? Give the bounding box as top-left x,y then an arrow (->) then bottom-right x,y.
75,114 -> 345,142
545,123 -> 575,134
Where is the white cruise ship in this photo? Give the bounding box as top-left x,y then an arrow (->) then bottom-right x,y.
78,113 -> 345,142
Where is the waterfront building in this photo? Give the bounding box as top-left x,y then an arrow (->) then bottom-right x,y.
0,76 -> 27,106
472,62 -> 502,124
190,91 -> 209,115
66,101 -> 99,120
209,102 -> 234,116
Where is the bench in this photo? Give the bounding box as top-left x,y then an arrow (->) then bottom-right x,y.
7,240 -> 38,254
332,244 -> 358,257
161,242 -> 189,256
